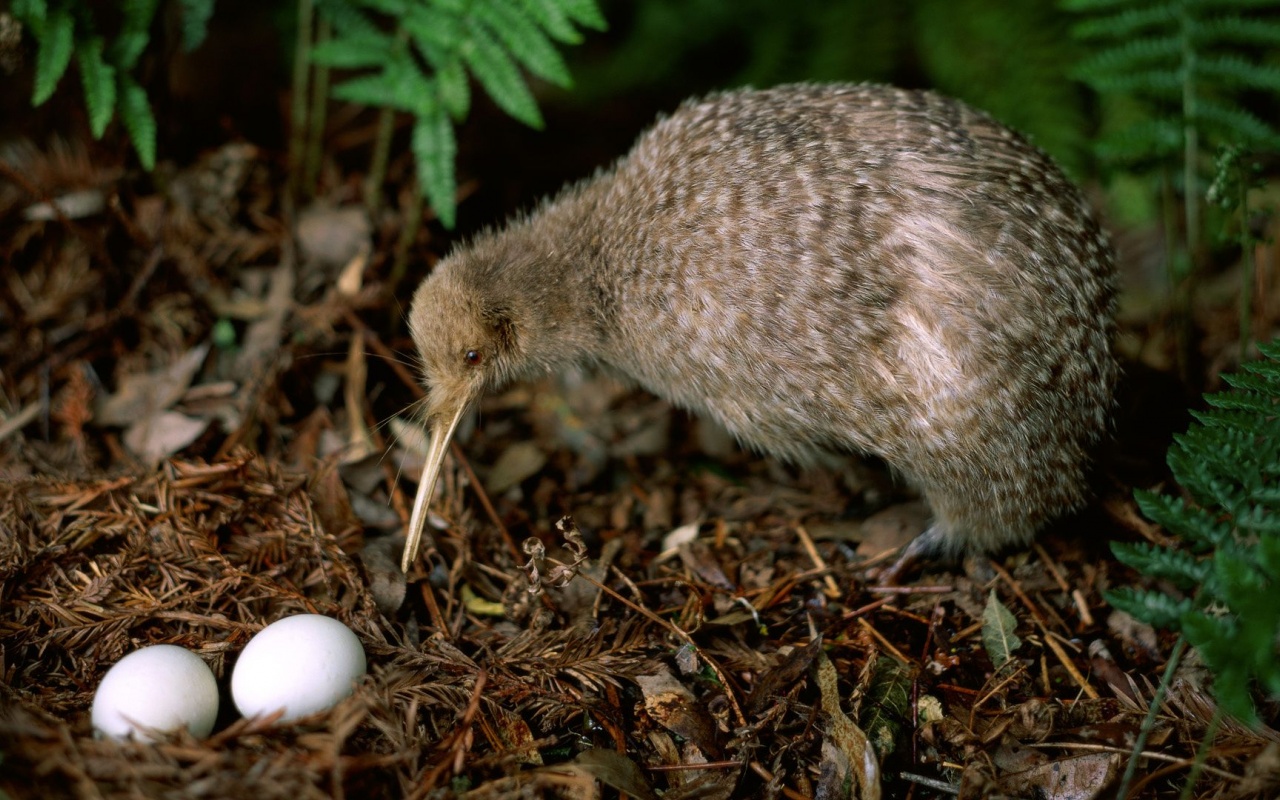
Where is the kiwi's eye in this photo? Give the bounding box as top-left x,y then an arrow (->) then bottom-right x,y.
464,349 -> 483,366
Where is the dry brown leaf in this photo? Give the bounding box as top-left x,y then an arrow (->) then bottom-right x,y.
856,501 -> 930,558
636,672 -> 722,758
817,649 -> 881,800
96,343 -> 210,426
123,410 -> 209,464
566,748 -> 657,800
485,441 -> 547,495
998,752 -> 1121,800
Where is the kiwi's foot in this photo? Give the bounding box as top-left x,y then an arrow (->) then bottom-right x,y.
870,524 -> 939,584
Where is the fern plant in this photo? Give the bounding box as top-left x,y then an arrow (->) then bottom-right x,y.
1108,338 -> 1280,726
1064,0 -> 1280,366
1207,144 -> 1269,358
309,0 -> 605,228
11,0 -> 216,170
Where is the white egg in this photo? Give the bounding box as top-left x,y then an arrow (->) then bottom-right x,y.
231,614 -> 366,722
91,644 -> 220,742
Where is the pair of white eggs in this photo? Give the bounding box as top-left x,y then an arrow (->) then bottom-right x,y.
91,614 -> 366,742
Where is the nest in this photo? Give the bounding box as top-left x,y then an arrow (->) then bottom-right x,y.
0,453 -> 664,798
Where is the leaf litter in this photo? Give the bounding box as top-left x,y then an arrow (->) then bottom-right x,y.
1,137 -> 1278,800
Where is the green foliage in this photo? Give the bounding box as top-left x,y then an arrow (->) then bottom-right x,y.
859,655 -> 912,760
1110,339 -> 1280,725
1209,145 -> 1271,354
12,0 -> 214,169
313,0 -> 603,228
913,0 -> 1091,177
1065,0 -> 1280,201
572,0 -> 1089,176
980,589 -> 1022,669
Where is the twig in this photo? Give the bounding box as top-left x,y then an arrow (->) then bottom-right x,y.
571,566 -> 747,728
1033,542 -> 1094,626
1117,636 -> 1188,799
794,525 -> 841,598
0,158 -> 114,268
0,402 -> 40,443
1025,737 -> 1239,783
855,617 -> 911,664
900,772 -> 959,795
991,560 -> 1098,700
412,670 -> 487,798
747,761 -> 811,800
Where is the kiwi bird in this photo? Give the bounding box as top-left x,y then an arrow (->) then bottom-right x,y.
401,83 -> 1117,574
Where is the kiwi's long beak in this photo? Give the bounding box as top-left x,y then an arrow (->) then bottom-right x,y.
401,404 -> 468,573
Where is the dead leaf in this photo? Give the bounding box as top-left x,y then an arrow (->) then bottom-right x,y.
863,654 -> 915,759
856,501 -> 929,558
296,205 -> 371,274
308,456 -> 361,549
566,748 -> 657,800
659,522 -> 700,557
343,330 -> 376,461
234,260 -> 293,377
635,672 -> 722,758
746,637 -> 823,715
358,534 -> 407,615
122,411 -> 209,464
96,344 -> 210,426
485,441 -> 547,495
485,705 -> 542,766
816,650 -> 881,800
998,752 -> 1120,800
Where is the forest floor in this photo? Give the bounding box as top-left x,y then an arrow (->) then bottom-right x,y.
2,109 -> 1280,800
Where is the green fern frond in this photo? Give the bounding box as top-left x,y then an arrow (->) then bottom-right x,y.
1071,6 -> 1176,40
1095,119 -> 1184,163
331,54 -> 431,114
461,18 -> 543,128
474,0 -> 573,87
1181,610 -> 1259,725
402,2 -> 462,52
111,0 -> 159,70
31,5 -> 74,105
11,0 -> 48,32
75,36 -> 116,137
1195,53 -> 1280,92
1202,390 -> 1280,415
1134,490 -> 1234,548
413,102 -> 457,229
1233,503 -> 1280,535
555,0 -> 606,30
1197,14 -> 1280,45
315,0 -> 381,38
1073,37 -> 1181,80
177,0 -> 214,51
321,0 -> 600,227
310,32 -> 395,69
1112,540 -> 1211,586
519,0 -> 585,43
1106,586 -> 1194,629
1078,67 -> 1184,96
435,56 -> 471,120
1116,340 -> 1280,725
1222,366 -> 1280,396
117,75 -> 156,169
